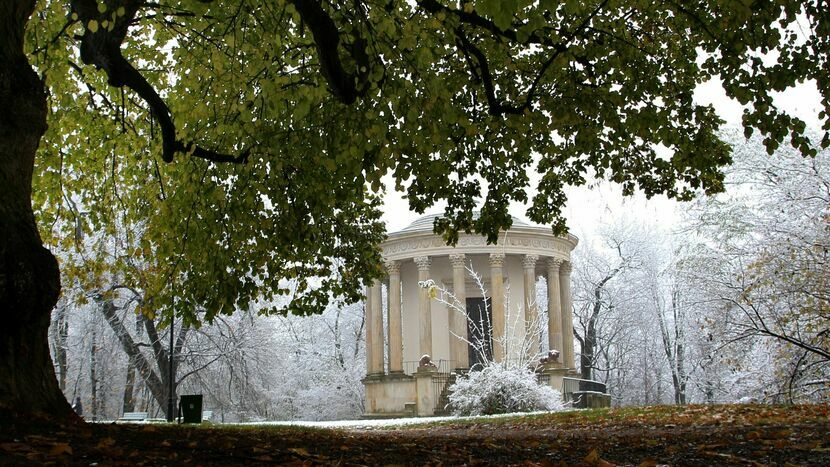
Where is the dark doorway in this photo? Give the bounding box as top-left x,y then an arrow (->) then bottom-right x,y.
466,297 -> 492,369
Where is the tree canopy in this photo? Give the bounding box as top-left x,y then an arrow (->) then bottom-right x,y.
26,0 -> 830,326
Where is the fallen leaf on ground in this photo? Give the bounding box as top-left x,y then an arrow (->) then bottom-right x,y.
48,442 -> 72,456
1,442 -> 31,453
289,447 -> 311,457
97,437 -> 116,448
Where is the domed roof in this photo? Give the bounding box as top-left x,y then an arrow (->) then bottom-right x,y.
397,212 -> 533,234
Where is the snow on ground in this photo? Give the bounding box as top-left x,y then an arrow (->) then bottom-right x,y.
232,410 -> 570,430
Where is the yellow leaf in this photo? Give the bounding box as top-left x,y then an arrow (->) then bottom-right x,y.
96,437 -> 116,449
87,20 -> 98,33
48,443 -> 72,456
288,447 -> 311,457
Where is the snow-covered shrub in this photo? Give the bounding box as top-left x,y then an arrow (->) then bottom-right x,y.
448,363 -> 564,416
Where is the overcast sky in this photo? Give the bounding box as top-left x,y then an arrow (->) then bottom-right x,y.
380,79 -> 825,236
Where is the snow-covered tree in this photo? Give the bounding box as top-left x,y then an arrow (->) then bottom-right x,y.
681,129 -> 830,402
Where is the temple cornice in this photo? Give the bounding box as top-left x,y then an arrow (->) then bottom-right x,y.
381,229 -> 577,262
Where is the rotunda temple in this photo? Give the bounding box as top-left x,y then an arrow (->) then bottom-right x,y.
363,213 -> 579,417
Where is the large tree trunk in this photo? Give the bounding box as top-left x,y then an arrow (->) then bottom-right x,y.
50,298 -> 69,391
580,303 -> 598,381
579,286 -> 603,381
0,0 -> 71,419
98,300 -> 168,414
122,360 -> 137,414
90,329 -> 99,420
122,314 -> 141,414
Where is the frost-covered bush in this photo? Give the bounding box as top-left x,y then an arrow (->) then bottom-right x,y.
448,363 -> 564,416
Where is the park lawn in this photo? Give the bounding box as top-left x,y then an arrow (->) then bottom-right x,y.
2,404 -> 829,465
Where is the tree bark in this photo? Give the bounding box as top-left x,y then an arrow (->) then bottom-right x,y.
90,329 -> 98,420
50,298 -> 69,391
122,313 -> 141,414
580,297 -> 600,380
122,360 -> 137,414
0,0 -> 71,420
658,288 -> 688,405
98,300 -> 168,414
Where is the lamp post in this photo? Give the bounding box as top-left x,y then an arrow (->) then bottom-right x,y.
166,310 -> 175,422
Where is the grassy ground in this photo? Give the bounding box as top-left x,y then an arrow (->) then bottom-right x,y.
2,404 -> 829,465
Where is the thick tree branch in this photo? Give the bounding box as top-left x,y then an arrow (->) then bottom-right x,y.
417,0 -> 558,46
142,312 -> 167,370
450,0 -> 609,116
454,29 -> 523,116
174,321 -> 190,364
71,0 -> 247,164
97,299 -> 166,403
288,0 -> 371,104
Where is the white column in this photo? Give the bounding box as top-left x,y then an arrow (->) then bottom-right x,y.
365,285 -> 374,376
489,253 -> 505,362
370,279 -> 383,375
449,253 -> 468,370
559,261 -> 575,370
386,261 -> 403,374
414,256 -> 432,359
547,259 -> 563,357
522,254 -> 539,356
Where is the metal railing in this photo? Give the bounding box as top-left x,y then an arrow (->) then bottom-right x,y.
402,359 -> 456,375
432,372 -> 456,414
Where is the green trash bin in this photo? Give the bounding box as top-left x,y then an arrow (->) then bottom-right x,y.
179,394 -> 203,424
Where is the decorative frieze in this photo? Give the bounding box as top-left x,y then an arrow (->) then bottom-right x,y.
381,230 -> 575,260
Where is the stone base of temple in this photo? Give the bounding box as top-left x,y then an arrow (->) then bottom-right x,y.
362,373 -> 418,418
539,363 -> 570,394
363,366 -> 456,418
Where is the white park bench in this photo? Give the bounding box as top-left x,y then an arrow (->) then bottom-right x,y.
118,411 -> 148,422
202,410 -> 213,422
